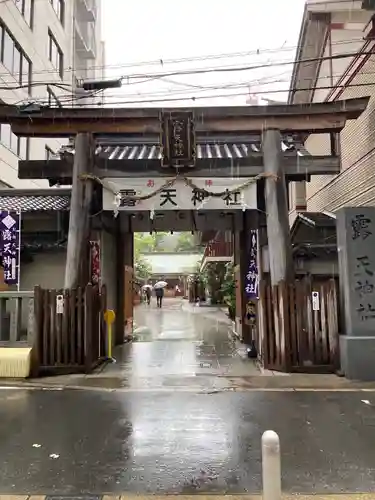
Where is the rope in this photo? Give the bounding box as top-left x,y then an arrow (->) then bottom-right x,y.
80,172 -> 278,203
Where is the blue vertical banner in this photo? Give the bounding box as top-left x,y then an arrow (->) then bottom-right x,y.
244,229 -> 259,299
0,211 -> 21,286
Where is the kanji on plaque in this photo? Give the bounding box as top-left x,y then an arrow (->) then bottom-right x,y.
0,211 -> 20,285
244,230 -> 259,299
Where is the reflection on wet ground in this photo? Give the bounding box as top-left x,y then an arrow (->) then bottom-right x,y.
1,389 -> 375,494
96,299 -> 259,390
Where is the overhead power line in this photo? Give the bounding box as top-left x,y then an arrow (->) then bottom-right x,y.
2,47 -> 373,97
0,36 -> 366,80
9,65 -> 375,108
14,79 -> 374,108
116,50 -> 375,82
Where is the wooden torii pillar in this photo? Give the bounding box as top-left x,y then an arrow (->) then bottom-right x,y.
64,132 -> 94,289
263,128 -> 294,285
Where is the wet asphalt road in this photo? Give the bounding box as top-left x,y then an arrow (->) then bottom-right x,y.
1,388 -> 375,494
2,299 -> 375,494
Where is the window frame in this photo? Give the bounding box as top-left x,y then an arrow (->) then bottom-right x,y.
47,86 -> 62,107
0,125 -> 29,159
48,29 -> 64,79
50,0 -> 65,26
0,21 -> 32,92
45,145 -> 55,160
12,0 -> 34,29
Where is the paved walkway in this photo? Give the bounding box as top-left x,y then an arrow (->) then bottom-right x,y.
98,298 -> 260,390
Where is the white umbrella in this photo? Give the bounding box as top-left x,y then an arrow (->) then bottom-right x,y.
142,284 -> 153,290
154,281 -> 168,289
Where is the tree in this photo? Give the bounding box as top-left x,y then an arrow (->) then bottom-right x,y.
204,261 -> 226,304
134,254 -> 151,280
175,232 -> 198,252
221,262 -> 235,320
134,232 -> 170,254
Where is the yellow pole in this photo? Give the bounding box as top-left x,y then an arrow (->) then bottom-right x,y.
107,322 -> 112,359
104,309 -> 116,362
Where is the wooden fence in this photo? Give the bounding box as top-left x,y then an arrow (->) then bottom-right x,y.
32,284 -> 107,376
260,279 -> 340,373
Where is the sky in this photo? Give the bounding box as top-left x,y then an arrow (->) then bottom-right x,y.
100,0 -> 306,107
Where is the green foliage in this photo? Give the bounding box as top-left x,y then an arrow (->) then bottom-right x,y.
175,232 -> 198,252
134,254 -> 152,280
221,262 -> 236,320
133,232 -> 169,255
134,232 -> 199,255
204,261 -> 226,304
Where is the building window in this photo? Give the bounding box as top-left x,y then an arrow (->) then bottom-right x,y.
12,0 -> 34,28
0,21 -> 32,91
50,0 -> 65,25
45,145 -> 54,160
0,125 -> 29,159
18,137 -> 30,160
48,30 -> 64,78
47,86 -> 61,107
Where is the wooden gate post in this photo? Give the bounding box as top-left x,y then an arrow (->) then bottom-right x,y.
30,285 -> 42,377
84,283 -> 94,373
64,133 -> 94,289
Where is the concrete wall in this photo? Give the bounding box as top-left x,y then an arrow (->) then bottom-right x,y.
20,250 -> 65,291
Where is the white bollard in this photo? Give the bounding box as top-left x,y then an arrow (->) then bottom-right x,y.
262,430 -> 281,500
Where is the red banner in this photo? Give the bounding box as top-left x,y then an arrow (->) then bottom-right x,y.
90,241 -> 100,285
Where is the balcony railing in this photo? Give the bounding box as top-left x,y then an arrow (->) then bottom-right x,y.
203,239 -> 234,260
75,19 -> 96,59
77,0 -> 97,22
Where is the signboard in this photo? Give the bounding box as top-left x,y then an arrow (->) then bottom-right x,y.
244,230 -> 259,298
103,177 -> 257,212
56,295 -> 64,314
160,111 -> 195,167
0,211 -> 21,286
312,291 -> 320,311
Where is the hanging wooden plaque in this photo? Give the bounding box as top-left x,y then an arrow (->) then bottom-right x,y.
160,111 -> 196,167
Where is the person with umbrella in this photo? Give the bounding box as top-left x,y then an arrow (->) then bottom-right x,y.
142,285 -> 152,305
154,281 -> 167,308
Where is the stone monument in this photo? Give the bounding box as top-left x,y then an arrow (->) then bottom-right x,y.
337,207 -> 375,380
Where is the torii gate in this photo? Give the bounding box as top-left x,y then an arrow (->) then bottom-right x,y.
0,96 -> 369,345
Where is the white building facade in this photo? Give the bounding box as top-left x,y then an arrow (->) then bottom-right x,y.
0,0 -> 104,188
288,0 -> 375,220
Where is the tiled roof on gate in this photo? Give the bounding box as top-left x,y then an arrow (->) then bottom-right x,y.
61,135 -> 311,160
0,191 -> 70,212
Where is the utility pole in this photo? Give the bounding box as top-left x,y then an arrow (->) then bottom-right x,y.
262,129 -> 294,285
64,132 -> 94,289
